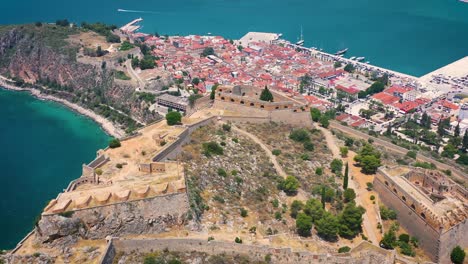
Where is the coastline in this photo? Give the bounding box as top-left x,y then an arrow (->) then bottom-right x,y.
0,76 -> 125,138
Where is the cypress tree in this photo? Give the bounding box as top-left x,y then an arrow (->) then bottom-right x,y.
259,86 -> 274,102
463,131 -> 468,152
455,122 -> 460,138
321,187 -> 326,209
343,162 -> 349,190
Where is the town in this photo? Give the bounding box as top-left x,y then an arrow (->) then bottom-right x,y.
0,19 -> 467,264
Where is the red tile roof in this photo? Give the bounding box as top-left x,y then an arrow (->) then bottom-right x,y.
336,85 -> 360,95
372,92 -> 400,105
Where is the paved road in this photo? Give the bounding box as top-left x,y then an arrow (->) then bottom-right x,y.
125,59 -> 144,91
330,121 -> 468,184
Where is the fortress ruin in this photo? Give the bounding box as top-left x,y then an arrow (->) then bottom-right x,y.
374,166 -> 468,263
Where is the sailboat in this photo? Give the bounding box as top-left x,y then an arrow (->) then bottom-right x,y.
296,26 -> 304,46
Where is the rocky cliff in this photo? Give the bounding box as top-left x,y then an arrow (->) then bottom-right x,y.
0,24 -> 161,130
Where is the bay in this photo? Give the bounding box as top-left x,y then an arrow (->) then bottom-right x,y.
0,89 -> 109,249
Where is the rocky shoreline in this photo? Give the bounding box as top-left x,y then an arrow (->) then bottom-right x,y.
0,76 -> 125,138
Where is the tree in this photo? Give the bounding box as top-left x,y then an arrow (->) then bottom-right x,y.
343,163 -> 349,190
399,233 -> 410,243
303,141 -> 314,151
437,118 -> 450,136
296,213 -> 313,237
315,212 -> 339,241
319,116 -> 330,128
406,150 -> 417,159
277,176 -> 299,195
289,129 -> 310,142
380,206 -> 397,220
463,131 -> 468,152
334,61 -> 342,68
420,112 -> 431,129
380,230 -> 397,249
109,138 -> 121,148
442,143 -> 457,159
240,208 -> 248,217
339,202 -> 365,238
259,86 -> 274,102
56,19 -> 70,27
451,246 -> 466,264
303,198 -> 324,223
201,47 -> 215,57
106,34 -> 121,43
344,64 -> 355,73
454,123 -> 461,138
330,159 -> 343,174
340,146 -> 348,157
343,188 -> 356,203
166,111 -> 182,126
210,84 -> 218,100
456,153 -> 468,165
359,155 -> 381,174
202,142 -> 223,156
290,200 -> 304,218
354,144 -> 381,174
310,108 -> 321,122
192,77 -> 200,85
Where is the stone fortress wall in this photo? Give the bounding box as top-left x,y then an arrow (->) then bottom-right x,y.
374,166 -> 468,263
99,238 -> 406,264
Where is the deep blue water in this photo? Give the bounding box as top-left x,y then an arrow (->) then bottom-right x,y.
0,89 -> 109,249
1,0 -> 467,76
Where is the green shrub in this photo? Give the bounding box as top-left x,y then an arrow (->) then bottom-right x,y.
338,246 -> 351,253
95,168 -> 103,175
451,246 -> 466,264
406,150 -> 417,159
275,212 -> 282,220
277,176 -> 299,195
272,149 -> 281,156
235,237 -> 243,244
109,138 -> 121,148
289,129 -> 310,142
303,141 -> 314,151
370,195 -> 375,201
272,199 -> 279,208
202,142 -> 224,156
222,123 -> 231,132
240,208 -> 248,217
116,163 -> 123,169
380,205 -> 397,220
399,233 -> 410,243
232,138 -> 239,143
300,153 -> 310,160
166,111 -> 182,126
213,195 -> 225,203
217,168 -> 227,177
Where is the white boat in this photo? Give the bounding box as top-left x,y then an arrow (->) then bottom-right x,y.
350,56 -> 357,60
296,26 -> 304,46
356,57 -> 365,61
365,61 -> 370,64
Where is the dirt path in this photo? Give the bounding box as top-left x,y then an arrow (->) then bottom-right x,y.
229,123 -> 287,178
316,124 -> 379,245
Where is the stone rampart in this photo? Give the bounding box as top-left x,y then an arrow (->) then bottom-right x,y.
374,175 -> 440,262
88,155 -> 109,169
438,220 -> 468,264
109,238 -> 395,264
99,239 -> 116,264
37,192 -> 189,242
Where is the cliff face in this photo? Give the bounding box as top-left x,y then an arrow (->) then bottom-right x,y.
0,24 -> 160,128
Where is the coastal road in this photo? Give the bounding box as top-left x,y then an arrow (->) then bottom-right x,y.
329,121 -> 468,184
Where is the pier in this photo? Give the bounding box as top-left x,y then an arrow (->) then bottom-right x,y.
274,39 -> 419,83
120,18 -> 143,33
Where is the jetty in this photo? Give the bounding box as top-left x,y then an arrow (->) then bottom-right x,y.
120,18 -> 143,33
274,39 -> 418,82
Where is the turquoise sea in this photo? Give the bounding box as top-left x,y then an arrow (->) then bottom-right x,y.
1,0 -> 468,76
0,0 -> 467,249
0,89 -> 109,249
